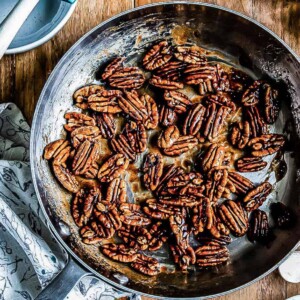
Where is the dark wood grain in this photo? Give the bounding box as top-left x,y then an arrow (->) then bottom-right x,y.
0,0 -> 299,299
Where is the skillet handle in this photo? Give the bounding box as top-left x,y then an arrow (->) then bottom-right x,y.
35,257 -> 90,300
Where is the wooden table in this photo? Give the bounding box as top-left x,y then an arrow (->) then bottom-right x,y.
0,0 -> 299,299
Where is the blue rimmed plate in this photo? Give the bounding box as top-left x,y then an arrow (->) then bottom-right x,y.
1,0 -> 77,54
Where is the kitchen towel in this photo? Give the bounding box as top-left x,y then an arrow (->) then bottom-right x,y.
0,103 -> 139,300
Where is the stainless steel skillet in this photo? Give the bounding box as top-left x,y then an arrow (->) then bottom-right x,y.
30,2 -> 300,299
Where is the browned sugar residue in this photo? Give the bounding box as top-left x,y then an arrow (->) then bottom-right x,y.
171,25 -> 194,45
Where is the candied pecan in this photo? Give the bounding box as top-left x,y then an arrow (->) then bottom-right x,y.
228,172 -> 254,194
80,225 -> 104,244
197,232 -> 232,246
229,121 -> 250,149
94,113 -> 116,139
218,200 -> 248,236
236,157 -> 267,172
155,60 -> 186,81
195,244 -> 229,267
72,140 -> 101,176
159,105 -> 178,127
117,226 -> 152,251
202,103 -> 231,141
243,182 -> 272,211
270,202 -> 296,229
71,126 -> 101,148
149,75 -> 184,90
160,195 -> 200,207
142,152 -> 164,191
228,69 -> 252,94
183,103 -> 206,136
209,207 -> 230,238
148,222 -> 168,251
205,167 -> 228,203
101,243 -> 138,262
106,178 -> 127,205
192,198 -> 213,235
64,112 -> 96,132
184,64 -> 216,85
163,135 -> 198,156
157,125 -> 180,149
44,139 -> 70,160
248,134 -> 285,157
206,92 -> 236,112
247,209 -> 271,244
244,106 -> 267,137
143,94 -> 159,129
131,254 -> 161,276
71,188 -> 101,227
163,90 -> 191,114
88,89 -> 123,113
174,46 -> 206,65
143,199 -> 181,220
212,64 -> 230,92
111,134 -> 136,162
261,83 -> 280,124
98,154 -> 129,182
201,144 -> 226,173
102,57 -> 125,80
170,244 -> 196,272
143,40 -> 172,71
119,203 -> 151,226
108,67 -> 145,89
85,162 -> 99,179
165,172 -> 204,197
73,85 -> 104,109
119,90 -> 148,122
124,121 -> 147,153
241,80 -> 262,106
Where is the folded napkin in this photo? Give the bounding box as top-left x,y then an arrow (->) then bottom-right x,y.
0,103 -> 139,300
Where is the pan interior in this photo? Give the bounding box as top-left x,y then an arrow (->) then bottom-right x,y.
31,3 -> 300,298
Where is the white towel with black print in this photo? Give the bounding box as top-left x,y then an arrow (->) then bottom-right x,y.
0,103 -> 139,300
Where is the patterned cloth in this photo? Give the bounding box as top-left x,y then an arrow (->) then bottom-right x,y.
0,103 -> 139,300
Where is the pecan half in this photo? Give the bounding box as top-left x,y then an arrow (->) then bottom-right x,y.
192,198 -> 213,235
72,140 -> 101,176
71,126 -> 101,148
98,154 -> 129,182
64,112 -> 96,132
170,244 -> 196,272
94,113 -> 116,139
143,94 -> 159,129
247,134 -> 285,157
142,152 -> 164,191
124,121 -> 147,153
131,254 -> 161,276
106,177 -> 127,205
101,244 -> 138,262
108,67 -> 145,89
88,89 -> 123,113
212,64 -> 230,92
201,144 -> 226,173
149,75 -> 184,90
183,103 -> 206,136
244,106 -> 268,137
44,139 -> 70,160
241,80 -> 262,106
73,85 -> 104,109
184,64 -> 216,85
155,60 -> 186,81
270,202 -> 296,229
102,57 -> 125,80
195,244 -> 229,267
206,92 -> 236,112
174,46 -> 206,65
228,171 -> 254,195
159,105 -> 178,127
243,182 -> 272,211
79,225 -> 104,244
119,203 -> 151,226
247,209 -> 271,244
148,222 -> 168,251
164,90 -> 191,114
71,188 -> 101,227
261,83 -> 280,124
209,208 -> 230,239
218,200 -> 248,236
143,40 -> 172,71
111,134 -> 137,162
236,156 -> 267,172
206,167 -> 228,203
228,69 -> 252,94
229,121 -> 250,149
85,162 -> 99,179
119,90 -> 148,122
157,125 -> 180,149
163,135 -> 198,156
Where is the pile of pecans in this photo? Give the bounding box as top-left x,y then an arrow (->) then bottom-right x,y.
44,40 -> 294,276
